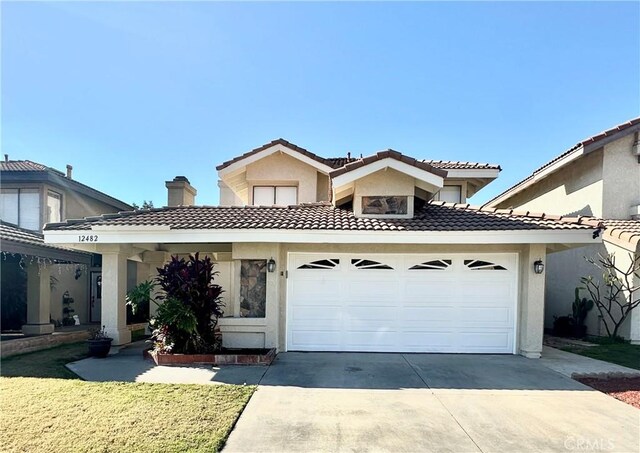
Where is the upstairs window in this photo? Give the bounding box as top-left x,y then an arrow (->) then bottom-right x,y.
46,191 -> 62,224
0,188 -> 41,230
253,186 -> 297,206
437,186 -> 462,203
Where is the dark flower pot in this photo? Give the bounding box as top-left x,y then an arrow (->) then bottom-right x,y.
87,338 -> 113,358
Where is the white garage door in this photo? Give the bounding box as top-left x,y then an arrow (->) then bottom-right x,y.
287,253 -> 518,354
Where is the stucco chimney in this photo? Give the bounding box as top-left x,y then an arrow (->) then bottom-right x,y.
165,176 -> 197,207
66,164 -> 73,179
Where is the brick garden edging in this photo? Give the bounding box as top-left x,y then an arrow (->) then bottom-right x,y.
146,348 -> 276,366
0,330 -> 90,358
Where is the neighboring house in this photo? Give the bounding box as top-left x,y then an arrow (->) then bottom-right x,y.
44,140 -> 601,358
0,157 -> 133,334
486,118 -> 640,343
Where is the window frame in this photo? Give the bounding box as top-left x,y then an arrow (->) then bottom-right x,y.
252,185 -> 298,206
0,187 -> 42,230
437,185 -> 462,203
46,190 -> 63,224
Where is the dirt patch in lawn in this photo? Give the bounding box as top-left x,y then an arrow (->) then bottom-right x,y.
576,376 -> 640,409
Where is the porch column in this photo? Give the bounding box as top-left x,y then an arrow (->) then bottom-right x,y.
142,251 -> 169,320
22,262 -> 54,335
101,251 -> 131,345
519,244 -> 547,358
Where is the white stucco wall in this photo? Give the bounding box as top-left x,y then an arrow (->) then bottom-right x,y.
602,134 -> 640,219
494,149 -> 604,217
352,168 -> 416,217
245,152 -> 319,204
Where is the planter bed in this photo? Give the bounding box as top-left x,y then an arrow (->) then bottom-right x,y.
145,347 -> 276,366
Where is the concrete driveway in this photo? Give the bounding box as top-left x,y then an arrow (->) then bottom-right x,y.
223,353 -> 639,453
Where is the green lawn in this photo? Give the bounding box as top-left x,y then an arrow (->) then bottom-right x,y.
0,343 -> 255,453
562,341 -> 640,370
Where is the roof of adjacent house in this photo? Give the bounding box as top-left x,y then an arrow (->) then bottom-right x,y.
44,201 -> 601,233
0,160 -> 50,172
329,150 -> 448,178
1,159 -> 133,211
486,117 -> 640,207
0,221 -> 91,262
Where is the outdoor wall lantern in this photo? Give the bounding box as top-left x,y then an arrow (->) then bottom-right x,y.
533,259 -> 545,274
267,257 -> 276,273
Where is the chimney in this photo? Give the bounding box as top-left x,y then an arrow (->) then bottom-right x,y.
4,154 -> 8,162
165,176 -> 197,207
66,164 -> 73,179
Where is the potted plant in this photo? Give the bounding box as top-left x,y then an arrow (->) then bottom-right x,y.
87,325 -> 113,358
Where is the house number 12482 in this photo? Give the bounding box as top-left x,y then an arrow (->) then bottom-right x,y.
78,235 -> 98,242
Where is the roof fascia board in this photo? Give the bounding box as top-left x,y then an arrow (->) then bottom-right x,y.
218,144 -> 334,176
331,158 -> 445,191
444,169 -> 501,179
44,228 -> 599,246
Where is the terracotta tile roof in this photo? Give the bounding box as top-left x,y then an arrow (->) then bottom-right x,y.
44,202 -> 601,233
329,150 -> 448,178
600,219 -> 640,251
1,160 -> 55,172
216,139 -> 336,171
486,117 -> 640,206
423,160 -> 501,171
0,221 -> 85,253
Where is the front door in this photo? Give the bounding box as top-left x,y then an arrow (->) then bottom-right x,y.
90,272 -> 102,323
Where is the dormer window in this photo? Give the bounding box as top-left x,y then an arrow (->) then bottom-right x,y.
437,185 -> 462,203
252,186 -> 297,206
362,196 -> 408,215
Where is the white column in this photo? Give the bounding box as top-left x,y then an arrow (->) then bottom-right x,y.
519,244 -> 547,358
101,252 -> 131,345
22,262 -> 54,335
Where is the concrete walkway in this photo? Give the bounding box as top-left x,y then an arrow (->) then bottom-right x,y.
67,341 -> 268,385
223,352 -> 640,453
540,346 -> 640,378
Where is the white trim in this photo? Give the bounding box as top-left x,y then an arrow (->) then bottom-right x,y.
218,143 -> 334,176
444,169 -> 500,179
332,158 -> 444,191
44,227 -> 601,245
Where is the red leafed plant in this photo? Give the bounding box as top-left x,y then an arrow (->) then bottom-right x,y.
128,253 -> 224,354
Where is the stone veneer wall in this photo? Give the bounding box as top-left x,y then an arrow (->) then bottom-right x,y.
240,259 -> 266,318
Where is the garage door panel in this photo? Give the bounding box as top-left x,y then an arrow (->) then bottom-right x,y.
344,331 -> 397,348
291,305 -> 342,322
401,331 -> 456,350
458,331 -> 512,351
290,330 -> 341,349
458,307 -> 513,326
401,307 -> 455,323
287,253 -> 517,354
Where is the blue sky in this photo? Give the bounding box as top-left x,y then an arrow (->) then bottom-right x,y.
2,1 -> 639,207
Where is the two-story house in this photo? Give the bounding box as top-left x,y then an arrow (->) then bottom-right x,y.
0,157 -> 132,335
44,140 -> 601,358
486,118 -> 640,343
